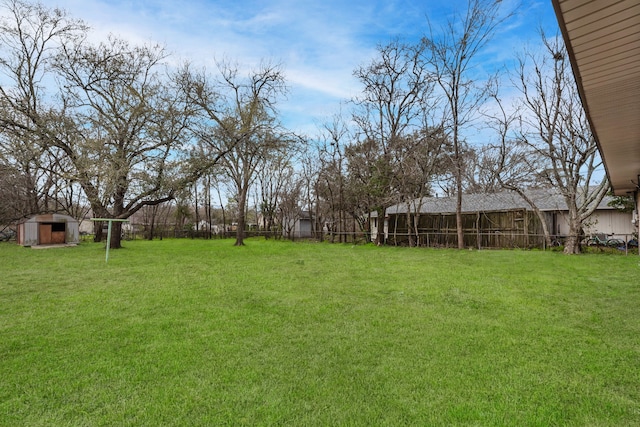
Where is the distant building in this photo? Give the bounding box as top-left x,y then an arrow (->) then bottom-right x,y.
376,189 -> 634,248
283,211 -> 312,239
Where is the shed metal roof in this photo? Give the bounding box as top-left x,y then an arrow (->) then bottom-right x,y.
18,213 -> 79,224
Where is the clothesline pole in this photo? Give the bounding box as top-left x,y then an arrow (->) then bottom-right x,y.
90,218 -> 129,263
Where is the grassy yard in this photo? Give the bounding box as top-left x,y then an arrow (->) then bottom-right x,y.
1,239 -> 639,426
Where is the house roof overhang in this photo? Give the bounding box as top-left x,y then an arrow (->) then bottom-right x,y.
551,0 -> 640,196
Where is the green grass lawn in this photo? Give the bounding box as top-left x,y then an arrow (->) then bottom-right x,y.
1,239 -> 639,426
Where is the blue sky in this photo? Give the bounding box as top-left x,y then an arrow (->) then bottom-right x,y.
52,0 -> 560,136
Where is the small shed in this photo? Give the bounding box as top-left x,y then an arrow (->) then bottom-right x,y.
283,211 -> 312,239
17,213 -> 80,247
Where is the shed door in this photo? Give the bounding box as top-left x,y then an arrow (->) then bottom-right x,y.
38,223 -> 66,244
51,222 -> 66,244
39,223 -> 52,245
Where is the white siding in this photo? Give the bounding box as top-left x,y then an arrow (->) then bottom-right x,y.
584,211 -> 635,237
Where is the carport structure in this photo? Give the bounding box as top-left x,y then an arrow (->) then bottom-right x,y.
552,0 -> 640,222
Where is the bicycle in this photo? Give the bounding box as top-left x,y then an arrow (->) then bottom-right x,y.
550,236 -> 563,247
585,233 -> 626,248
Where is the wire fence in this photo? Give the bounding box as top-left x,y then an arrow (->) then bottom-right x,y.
90,228 -> 639,254
382,231 -> 638,254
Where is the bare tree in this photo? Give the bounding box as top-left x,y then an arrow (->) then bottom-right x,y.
351,39 -> 437,244
298,145 -> 323,239
316,114 -> 351,242
461,145 -> 503,194
423,0 -> 511,249
53,37 -> 194,248
180,60 -> 289,246
0,155 -> 36,224
342,137 -> 383,241
0,133 -> 49,220
256,151 -> 295,237
0,1 -> 196,249
0,0 -> 87,221
277,172 -> 304,240
515,33 -> 608,254
480,91 -> 557,246
392,127 -> 450,246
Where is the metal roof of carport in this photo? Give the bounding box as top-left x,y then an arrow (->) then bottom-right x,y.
551,0 -> 640,196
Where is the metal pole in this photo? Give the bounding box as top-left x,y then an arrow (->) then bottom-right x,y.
91,218 -> 128,263
105,220 -> 113,263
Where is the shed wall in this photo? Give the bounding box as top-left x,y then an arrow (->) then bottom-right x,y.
20,221 -> 39,246
65,220 -> 80,244
295,219 -> 312,238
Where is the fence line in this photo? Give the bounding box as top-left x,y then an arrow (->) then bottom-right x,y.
384,231 -> 638,253
108,228 -> 639,254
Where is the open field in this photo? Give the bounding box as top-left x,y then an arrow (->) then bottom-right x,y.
1,239 -> 639,426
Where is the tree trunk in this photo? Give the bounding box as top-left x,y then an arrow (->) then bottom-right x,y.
376,207 -> 385,245
94,221 -> 104,243
413,212 -> 421,247
456,183 -> 464,249
406,207 -> 414,247
476,211 -> 481,250
563,212 -> 583,254
216,186 -> 226,238
535,209 -> 552,248
393,213 -> 399,246
235,188 -> 247,246
109,221 -> 123,249
564,232 -> 580,254
205,175 -> 212,239
194,184 -> 199,231
454,120 -> 465,249
147,215 -> 155,240
109,189 -> 126,249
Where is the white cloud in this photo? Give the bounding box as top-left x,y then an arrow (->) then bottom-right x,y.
31,0 -> 560,135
